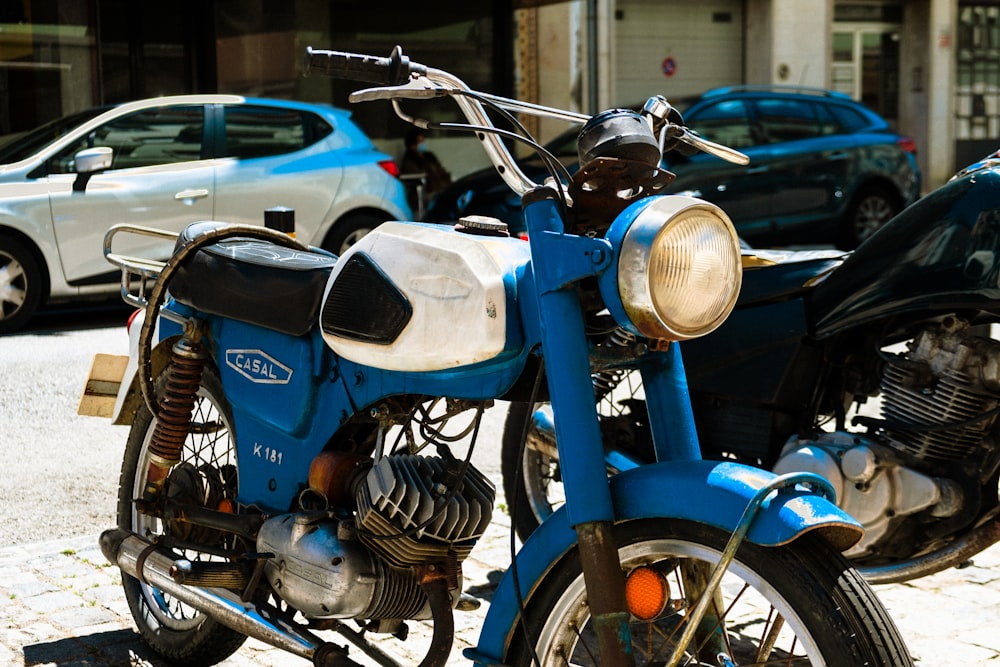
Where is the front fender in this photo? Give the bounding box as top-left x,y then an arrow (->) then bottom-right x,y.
468,459 -> 862,666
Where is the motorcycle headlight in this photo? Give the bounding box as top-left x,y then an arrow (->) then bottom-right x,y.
602,195 -> 742,341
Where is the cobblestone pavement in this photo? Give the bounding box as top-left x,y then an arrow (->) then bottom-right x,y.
2,505 -> 1000,666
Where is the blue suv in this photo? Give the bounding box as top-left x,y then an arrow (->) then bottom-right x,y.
427,86 -> 921,249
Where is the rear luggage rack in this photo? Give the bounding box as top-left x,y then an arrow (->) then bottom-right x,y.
103,224 -> 177,308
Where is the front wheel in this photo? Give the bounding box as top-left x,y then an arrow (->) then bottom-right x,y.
509,519 -> 912,666
117,366 -> 248,666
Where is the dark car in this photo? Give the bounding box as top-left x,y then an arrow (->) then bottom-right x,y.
426,86 -> 921,249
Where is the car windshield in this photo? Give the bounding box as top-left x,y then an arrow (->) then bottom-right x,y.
0,107 -> 108,165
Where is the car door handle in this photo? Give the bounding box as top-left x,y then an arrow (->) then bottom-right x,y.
174,189 -> 209,201
824,151 -> 850,161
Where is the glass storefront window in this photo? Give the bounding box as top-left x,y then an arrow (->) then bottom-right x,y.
0,1 -> 95,135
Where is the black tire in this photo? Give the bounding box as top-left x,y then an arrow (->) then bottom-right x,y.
509,519 -> 913,666
502,370 -> 649,541
117,366 -> 248,666
838,185 -> 900,250
323,212 -> 385,255
0,236 -> 44,334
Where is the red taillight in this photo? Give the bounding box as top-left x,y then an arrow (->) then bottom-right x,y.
379,159 -> 401,178
897,136 -> 917,155
126,308 -> 142,333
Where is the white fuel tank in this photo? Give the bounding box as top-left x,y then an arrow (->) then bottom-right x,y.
319,222 -> 530,372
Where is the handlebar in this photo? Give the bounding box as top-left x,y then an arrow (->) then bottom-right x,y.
304,45 -> 423,86
305,46 -> 749,196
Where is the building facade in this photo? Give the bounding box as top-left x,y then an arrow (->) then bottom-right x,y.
0,0 -> 995,190
530,0 -> 991,190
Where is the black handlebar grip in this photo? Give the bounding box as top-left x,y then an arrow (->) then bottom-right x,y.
303,45 -> 414,86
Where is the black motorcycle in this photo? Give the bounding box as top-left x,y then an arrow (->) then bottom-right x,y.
504,151 -> 1000,584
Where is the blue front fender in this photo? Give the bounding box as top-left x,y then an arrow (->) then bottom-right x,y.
467,459 -> 862,666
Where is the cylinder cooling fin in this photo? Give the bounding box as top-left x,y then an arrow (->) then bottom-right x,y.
356,454 -> 496,569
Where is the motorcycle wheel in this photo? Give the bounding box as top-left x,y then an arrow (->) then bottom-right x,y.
117,366 -> 248,666
502,370 -> 648,541
508,519 -> 912,666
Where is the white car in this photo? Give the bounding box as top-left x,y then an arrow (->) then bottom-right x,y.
0,94 -> 411,333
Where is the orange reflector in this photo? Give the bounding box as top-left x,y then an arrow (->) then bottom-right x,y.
625,566 -> 669,621
217,499 -> 234,514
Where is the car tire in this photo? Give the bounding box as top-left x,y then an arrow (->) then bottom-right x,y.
838,185 -> 900,250
0,236 -> 44,335
323,213 -> 385,255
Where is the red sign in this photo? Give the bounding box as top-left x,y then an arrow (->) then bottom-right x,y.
661,57 -> 677,77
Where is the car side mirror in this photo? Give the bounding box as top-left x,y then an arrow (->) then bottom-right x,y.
73,147 -> 113,192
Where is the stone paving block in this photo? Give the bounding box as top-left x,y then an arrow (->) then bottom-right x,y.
50,605 -> 118,630
21,590 -> 84,614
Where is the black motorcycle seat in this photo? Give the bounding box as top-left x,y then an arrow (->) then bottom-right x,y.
169,221 -> 338,337
737,248 -> 847,307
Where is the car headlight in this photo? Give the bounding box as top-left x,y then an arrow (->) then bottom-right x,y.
602,195 -> 742,341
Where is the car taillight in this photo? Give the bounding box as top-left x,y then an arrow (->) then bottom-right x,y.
897,136 -> 917,154
379,159 -> 401,178
126,308 -> 142,333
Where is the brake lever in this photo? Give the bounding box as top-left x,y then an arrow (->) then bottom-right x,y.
677,128 -> 750,166
348,77 -> 446,103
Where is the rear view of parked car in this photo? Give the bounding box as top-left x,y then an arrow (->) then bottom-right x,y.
428,86 -> 920,250
0,94 -> 411,333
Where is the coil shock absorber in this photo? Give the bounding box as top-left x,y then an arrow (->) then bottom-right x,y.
591,327 -> 637,397
141,320 -> 208,505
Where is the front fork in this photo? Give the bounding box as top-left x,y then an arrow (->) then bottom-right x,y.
525,191 -> 634,665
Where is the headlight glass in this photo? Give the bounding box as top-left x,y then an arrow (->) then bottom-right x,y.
618,196 -> 742,340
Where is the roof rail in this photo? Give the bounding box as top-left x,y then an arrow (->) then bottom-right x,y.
701,85 -> 852,99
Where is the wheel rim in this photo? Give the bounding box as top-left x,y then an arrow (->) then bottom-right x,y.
131,386 -> 238,631
521,371 -> 645,526
853,194 -> 893,243
338,226 -> 373,254
521,445 -> 563,525
534,537 -> 824,666
0,250 -> 27,322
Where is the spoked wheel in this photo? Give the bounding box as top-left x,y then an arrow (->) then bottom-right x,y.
502,369 -> 649,541
509,519 -> 912,666
117,366 -> 248,666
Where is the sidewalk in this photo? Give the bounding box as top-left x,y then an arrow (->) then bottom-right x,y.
2,507 -> 1000,666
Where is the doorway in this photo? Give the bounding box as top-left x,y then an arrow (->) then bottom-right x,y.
831,24 -> 901,126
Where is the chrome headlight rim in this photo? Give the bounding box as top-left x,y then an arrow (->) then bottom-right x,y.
600,195 -> 742,341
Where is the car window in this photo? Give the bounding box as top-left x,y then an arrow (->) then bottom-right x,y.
824,103 -> 870,133
0,107 -> 107,165
686,99 -> 755,148
49,105 -> 205,173
221,106 -> 332,159
752,98 -> 821,143
813,103 -> 846,135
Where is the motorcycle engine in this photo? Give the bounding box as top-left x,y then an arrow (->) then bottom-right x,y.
256,454 -> 494,621
774,317 -> 1000,561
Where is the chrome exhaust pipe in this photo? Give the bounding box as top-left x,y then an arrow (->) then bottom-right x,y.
99,528 -> 322,661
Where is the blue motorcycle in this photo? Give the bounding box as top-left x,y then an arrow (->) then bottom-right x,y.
89,47 -> 911,666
